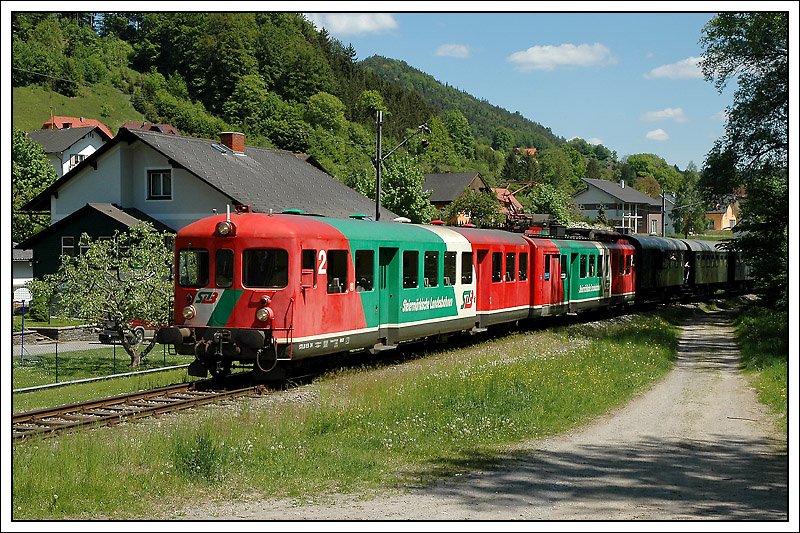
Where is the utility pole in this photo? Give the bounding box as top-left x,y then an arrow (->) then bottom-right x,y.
375,110 -> 383,221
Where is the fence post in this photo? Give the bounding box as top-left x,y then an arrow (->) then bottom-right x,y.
20,300 -> 25,363
113,342 -> 117,374
55,339 -> 59,383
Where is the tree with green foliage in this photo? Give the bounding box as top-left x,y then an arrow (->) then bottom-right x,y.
443,109 -> 474,159
304,91 -> 347,133
222,73 -> 283,135
28,224 -> 173,367
443,190 -> 503,228
624,153 -> 682,194
491,127 -> 514,152
354,89 -> 387,120
671,169 -> 709,237
12,129 -> 55,243
700,12 -> 788,308
521,183 -> 575,225
538,146 -> 577,193
380,155 -> 437,223
500,148 -> 539,184
633,174 -> 662,199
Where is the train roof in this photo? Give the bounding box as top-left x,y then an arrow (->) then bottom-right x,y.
679,239 -> 729,252
624,235 -> 686,252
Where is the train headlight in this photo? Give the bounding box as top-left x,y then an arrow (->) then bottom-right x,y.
255,306 -> 274,322
216,221 -> 236,236
182,305 -> 196,320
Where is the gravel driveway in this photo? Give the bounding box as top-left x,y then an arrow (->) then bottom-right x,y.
180,309 -> 789,522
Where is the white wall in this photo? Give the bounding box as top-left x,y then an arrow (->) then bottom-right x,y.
50,138 -> 233,231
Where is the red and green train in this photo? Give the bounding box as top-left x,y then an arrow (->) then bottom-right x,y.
157,208 -> 749,379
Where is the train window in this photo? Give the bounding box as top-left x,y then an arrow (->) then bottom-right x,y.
625,254 -> 633,275
492,252 -> 503,282
588,255 -> 596,278
505,253 -> 516,282
215,249 -> 234,288
519,253 -> 528,281
619,253 -> 626,275
243,249 -> 288,288
302,249 -> 317,287
461,252 -> 473,284
597,254 -> 604,278
544,254 -> 551,279
326,250 -> 348,293
424,251 -> 439,287
444,252 -> 456,286
355,250 -> 374,292
580,255 -> 587,279
403,251 -> 419,289
178,249 -> 209,287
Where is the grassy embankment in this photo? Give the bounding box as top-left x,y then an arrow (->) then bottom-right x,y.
13,311 -> 682,519
734,305 -> 788,434
12,83 -> 144,134
12,345 -> 197,413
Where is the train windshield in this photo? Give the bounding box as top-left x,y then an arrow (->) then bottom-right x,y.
243,249 -> 289,288
178,249 -> 209,287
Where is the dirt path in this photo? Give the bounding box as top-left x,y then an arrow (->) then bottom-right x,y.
179,309 -> 788,521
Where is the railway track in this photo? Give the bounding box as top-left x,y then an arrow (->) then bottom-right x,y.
12,381 -> 266,441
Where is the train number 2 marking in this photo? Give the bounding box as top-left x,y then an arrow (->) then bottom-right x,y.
318,250 -> 327,275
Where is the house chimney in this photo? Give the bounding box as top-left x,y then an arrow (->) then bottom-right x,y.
220,132 -> 245,153
619,179 -> 625,189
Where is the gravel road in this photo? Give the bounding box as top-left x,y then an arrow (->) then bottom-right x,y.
179,309 -> 789,523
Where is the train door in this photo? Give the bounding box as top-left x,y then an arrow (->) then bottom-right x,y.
378,247 -> 400,345
542,253 -> 564,305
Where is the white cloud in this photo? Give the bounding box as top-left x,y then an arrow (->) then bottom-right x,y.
644,56 -> 703,79
305,13 -> 397,36
711,110 -> 728,121
586,138 -> 604,146
436,44 -> 470,58
646,129 -> 670,141
641,107 -> 688,123
507,43 -> 614,71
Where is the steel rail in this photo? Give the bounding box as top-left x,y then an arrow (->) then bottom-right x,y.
12,382 -> 265,441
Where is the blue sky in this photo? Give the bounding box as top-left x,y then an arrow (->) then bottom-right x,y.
304,7 -> 740,171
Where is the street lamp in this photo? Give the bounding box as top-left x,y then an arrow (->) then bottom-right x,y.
374,110 -> 430,221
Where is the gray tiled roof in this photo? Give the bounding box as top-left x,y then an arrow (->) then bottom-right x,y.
17,203 -> 175,248
579,178 -> 661,206
423,172 -> 486,203
28,127 -> 100,154
129,129 -> 397,219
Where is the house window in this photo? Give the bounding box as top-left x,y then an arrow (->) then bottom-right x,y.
68,153 -> 86,169
148,169 -> 172,200
61,236 -> 75,256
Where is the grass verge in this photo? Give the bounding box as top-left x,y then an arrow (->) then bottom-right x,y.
13,346 -> 196,412
734,305 -> 788,434
12,312 -> 679,519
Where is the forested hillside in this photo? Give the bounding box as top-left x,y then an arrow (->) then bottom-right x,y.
361,55 -> 563,150
11,11 -> 698,228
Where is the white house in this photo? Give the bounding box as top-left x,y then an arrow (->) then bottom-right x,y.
28,117 -> 113,177
21,128 -> 395,277
573,178 -> 663,235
